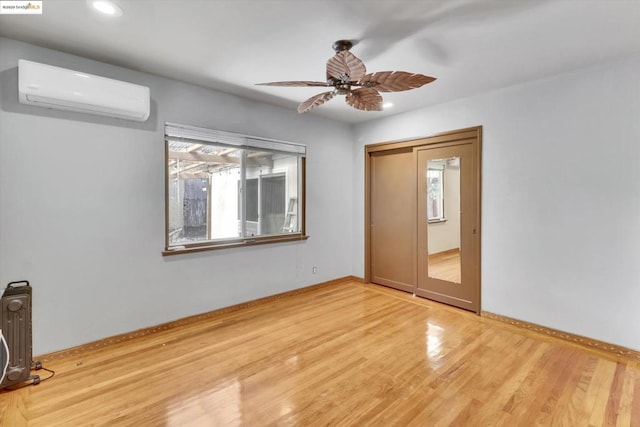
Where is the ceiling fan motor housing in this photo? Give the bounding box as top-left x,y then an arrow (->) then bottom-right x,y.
332,40 -> 353,52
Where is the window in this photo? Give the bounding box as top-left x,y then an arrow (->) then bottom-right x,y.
427,167 -> 444,222
165,123 -> 306,254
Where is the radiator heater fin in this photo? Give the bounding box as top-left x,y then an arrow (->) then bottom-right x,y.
1,281 -> 36,388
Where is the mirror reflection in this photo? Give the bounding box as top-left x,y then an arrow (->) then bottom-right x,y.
427,157 -> 461,283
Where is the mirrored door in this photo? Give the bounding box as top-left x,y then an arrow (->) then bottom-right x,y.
426,156 -> 462,284
416,143 -> 480,312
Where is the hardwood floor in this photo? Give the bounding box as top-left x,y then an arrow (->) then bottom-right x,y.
428,249 -> 461,283
1,279 -> 639,426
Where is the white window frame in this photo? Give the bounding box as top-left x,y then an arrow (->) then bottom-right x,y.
164,122 -> 307,255
427,167 -> 445,223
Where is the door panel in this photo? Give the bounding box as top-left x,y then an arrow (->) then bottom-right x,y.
370,149 -> 415,292
260,174 -> 286,235
416,144 -> 479,312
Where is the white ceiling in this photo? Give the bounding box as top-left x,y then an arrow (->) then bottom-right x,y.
2,0 -> 640,123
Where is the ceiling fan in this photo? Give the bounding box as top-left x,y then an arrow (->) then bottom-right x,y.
257,40 -> 436,113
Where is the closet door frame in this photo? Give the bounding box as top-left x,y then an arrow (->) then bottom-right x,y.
364,126 -> 482,313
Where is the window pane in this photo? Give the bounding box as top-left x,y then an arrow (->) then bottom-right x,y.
245,150 -> 300,237
168,141 -> 241,244
427,168 -> 444,220
167,139 -> 303,248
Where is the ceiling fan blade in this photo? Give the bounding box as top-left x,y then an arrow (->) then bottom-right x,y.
256,81 -> 330,87
326,51 -> 366,83
345,88 -> 383,111
359,71 -> 436,92
298,90 -> 336,113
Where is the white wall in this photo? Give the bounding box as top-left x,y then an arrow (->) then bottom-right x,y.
0,37 -> 354,355
352,54 -> 640,351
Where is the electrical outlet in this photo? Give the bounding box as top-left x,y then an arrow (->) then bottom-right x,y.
312,266 -> 317,274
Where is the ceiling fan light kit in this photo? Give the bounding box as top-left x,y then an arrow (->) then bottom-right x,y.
258,40 -> 436,114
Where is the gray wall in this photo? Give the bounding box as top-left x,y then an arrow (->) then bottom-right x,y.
3,36 -> 640,356
352,54 -> 640,351
0,37 -> 354,355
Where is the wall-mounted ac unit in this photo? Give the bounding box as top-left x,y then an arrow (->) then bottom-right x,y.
18,59 -> 150,122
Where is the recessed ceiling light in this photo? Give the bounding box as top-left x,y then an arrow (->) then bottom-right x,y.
383,102 -> 394,109
89,0 -> 123,17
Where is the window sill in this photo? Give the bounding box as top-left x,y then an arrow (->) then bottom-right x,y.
428,218 -> 447,224
162,234 -> 310,256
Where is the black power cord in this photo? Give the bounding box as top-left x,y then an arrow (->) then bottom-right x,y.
32,360 -> 55,384
37,366 -> 55,382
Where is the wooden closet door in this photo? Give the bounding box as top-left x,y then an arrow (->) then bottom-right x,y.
416,143 -> 480,312
370,148 -> 416,293
366,127 -> 482,312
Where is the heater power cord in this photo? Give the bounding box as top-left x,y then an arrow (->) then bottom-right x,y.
36,365 -> 56,382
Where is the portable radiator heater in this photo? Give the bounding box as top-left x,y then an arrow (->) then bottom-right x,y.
0,281 -> 40,388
